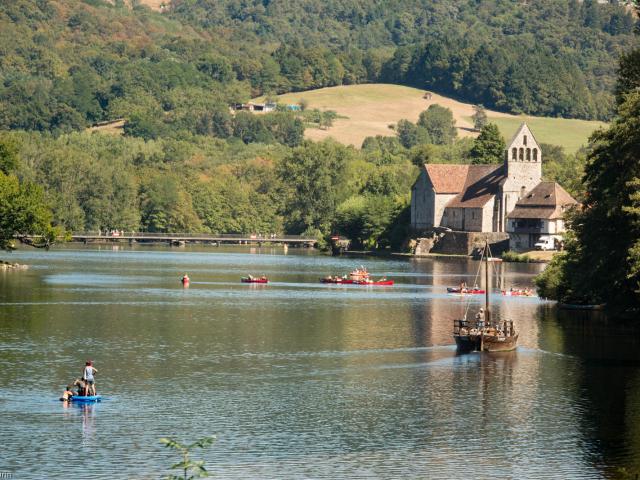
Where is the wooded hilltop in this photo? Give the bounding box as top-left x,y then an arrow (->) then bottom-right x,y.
0,0 -> 638,258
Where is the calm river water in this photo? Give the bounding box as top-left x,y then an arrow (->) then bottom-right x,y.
1,245 -> 639,479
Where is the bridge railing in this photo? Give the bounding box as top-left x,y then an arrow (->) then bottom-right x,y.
71,232 -> 317,241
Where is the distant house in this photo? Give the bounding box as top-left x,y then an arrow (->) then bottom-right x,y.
411,123 -> 578,247
232,102 -> 277,113
506,182 -> 578,250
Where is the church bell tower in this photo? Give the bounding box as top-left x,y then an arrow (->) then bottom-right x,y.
499,123 -> 543,231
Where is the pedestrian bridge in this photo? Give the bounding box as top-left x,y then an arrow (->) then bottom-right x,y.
69,232 -> 317,246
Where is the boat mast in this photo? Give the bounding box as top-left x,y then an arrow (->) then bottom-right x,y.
485,239 -> 490,327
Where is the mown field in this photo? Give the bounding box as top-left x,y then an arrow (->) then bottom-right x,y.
267,84 -> 606,152
477,116 -> 607,153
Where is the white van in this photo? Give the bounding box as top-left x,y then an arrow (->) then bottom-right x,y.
534,235 -> 560,251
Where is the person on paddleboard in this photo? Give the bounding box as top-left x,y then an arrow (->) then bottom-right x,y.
82,360 -> 98,396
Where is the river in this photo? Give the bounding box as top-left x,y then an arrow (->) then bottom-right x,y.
0,245 -> 639,479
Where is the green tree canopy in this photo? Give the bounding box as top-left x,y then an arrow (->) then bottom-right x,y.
417,105 -> 457,145
469,123 -> 505,164
0,135 -> 20,174
472,105 -> 488,131
277,140 -> 354,235
0,172 -> 53,250
536,92 -> 640,308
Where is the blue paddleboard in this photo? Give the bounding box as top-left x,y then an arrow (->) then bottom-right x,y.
71,395 -> 101,402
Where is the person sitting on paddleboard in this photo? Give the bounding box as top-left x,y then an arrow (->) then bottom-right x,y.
73,377 -> 86,396
82,361 -> 97,396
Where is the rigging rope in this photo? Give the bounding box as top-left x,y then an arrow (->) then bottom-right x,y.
461,245 -> 484,320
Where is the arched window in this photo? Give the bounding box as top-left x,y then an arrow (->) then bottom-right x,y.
523,135 -> 528,146
533,148 -> 538,161
512,148 -> 517,160
519,148 -> 524,161
526,148 -> 531,161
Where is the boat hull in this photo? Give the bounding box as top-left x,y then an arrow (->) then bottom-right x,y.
447,287 -> 485,294
454,333 -> 518,353
481,333 -> 519,352
241,278 -> 268,284
454,334 -> 481,352
321,278 -> 393,285
320,278 -> 393,285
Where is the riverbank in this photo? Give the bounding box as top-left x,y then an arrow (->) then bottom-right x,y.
343,249 -> 556,262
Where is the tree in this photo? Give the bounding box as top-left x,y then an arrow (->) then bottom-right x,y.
472,105 -> 488,131
536,92 -> 640,308
276,140 -> 353,235
541,144 -> 586,200
582,0 -> 601,29
469,123 -> 505,164
0,172 -> 53,251
417,105 -> 457,145
140,175 -> 202,233
0,135 -> 20,174
535,9 -> 640,309
396,119 -> 431,148
334,195 -> 402,249
616,49 -> 640,106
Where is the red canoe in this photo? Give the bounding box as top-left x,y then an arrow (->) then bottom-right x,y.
241,277 -> 268,284
321,277 -> 352,284
502,290 -> 536,297
447,287 -> 485,294
321,277 -> 393,286
354,280 -> 394,286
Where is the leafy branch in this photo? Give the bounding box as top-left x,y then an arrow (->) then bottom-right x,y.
160,435 -> 216,480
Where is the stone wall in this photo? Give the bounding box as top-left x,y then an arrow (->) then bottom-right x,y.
411,170 -> 435,229
415,231 -> 510,256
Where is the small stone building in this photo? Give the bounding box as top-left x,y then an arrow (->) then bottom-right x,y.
506,182 -> 578,250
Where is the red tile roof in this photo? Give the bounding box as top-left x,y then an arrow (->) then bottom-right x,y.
424,164 -> 470,193
444,164 -> 504,208
508,182 -> 578,219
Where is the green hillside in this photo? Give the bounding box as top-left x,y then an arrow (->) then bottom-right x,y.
484,116 -> 606,154
269,84 -> 605,153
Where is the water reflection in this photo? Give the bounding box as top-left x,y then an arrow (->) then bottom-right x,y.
0,245 -> 637,479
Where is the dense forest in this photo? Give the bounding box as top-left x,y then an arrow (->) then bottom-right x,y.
0,0 -> 637,249
1,0 -> 637,134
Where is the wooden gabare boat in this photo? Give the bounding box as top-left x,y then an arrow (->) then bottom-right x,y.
453,240 -> 518,353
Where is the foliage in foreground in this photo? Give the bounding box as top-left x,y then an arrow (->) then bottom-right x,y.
160,435 -> 216,480
535,10 -> 640,310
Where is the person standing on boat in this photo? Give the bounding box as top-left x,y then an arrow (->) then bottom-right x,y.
82,360 -> 97,396
475,308 -> 485,329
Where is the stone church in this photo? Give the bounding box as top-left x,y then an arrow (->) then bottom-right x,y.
410,123 -> 577,247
